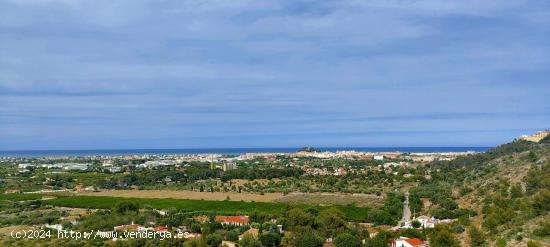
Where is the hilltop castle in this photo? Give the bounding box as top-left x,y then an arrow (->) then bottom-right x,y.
520,130 -> 550,142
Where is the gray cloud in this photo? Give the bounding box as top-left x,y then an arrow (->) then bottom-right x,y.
0,0 -> 549,149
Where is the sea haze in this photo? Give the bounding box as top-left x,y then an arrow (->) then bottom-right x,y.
0,147 -> 491,157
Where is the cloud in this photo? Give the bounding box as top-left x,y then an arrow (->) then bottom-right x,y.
0,0 -> 549,150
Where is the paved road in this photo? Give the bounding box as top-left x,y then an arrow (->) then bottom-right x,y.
402,192 -> 411,223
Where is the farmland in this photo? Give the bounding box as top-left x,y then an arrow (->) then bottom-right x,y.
0,193 -> 44,201
0,194 -> 370,221
76,189 -> 383,207
78,189 -> 285,202
45,195 -> 370,221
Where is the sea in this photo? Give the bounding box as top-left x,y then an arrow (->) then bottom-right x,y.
0,147 -> 491,157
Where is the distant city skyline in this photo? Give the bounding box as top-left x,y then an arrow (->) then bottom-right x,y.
1,0 -> 549,150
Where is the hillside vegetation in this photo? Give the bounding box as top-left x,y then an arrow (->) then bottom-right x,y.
424,139 -> 550,246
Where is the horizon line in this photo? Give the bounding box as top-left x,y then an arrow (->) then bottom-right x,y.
0,146 -> 494,153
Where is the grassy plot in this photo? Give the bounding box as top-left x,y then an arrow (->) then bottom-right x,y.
0,193 -> 44,201
0,193 -> 370,221
44,195 -> 369,221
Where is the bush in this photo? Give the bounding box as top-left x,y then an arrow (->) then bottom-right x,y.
532,189 -> 550,215
429,225 -> 460,247
468,226 -> 486,247
292,231 -> 324,247
113,201 -> 139,214
259,232 -> 281,247
206,233 -> 223,247
527,240 -> 542,247
239,233 -> 263,247
333,233 -> 361,247
533,221 -> 550,237
226,229 -> 239,241
495,238 -> 506,247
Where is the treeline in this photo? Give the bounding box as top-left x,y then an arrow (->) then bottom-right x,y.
430,140 -> 536,171
97,167 -> 216,189
221,167 -> 303,181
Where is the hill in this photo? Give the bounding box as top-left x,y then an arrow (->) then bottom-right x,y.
423,138 -> 550,246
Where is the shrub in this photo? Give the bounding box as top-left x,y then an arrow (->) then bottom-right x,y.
468,226 -> 486,247
206,233 -> 223,247
333,233 -> 361,247
527,240 -> 542,247
113,201 -> 139,214
533,221 -> 550,237
259,232 -> 281,247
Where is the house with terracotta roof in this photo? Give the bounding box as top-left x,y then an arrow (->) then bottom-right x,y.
215,215 -> 250,226
154,226 -> 169,232
389,237 -> 428,247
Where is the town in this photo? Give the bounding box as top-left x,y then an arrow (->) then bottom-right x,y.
1,131 -> 549,246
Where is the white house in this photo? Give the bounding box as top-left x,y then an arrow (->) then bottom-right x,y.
415,215 -> 436,228
44,224 -> 63,231
390,237 -> 427,247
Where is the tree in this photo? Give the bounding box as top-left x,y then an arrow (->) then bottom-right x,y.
411,220 -> 421,228
333,233 -> 361,247
527,151 -> 538,162
292,231 -> 324,247
113,201 -> 139,214
240,233 -> 263,247
259,232 -> 281,247
532,189 -> 550,215
429,225 -> 460,247
226,229 -> 240,241
206,233 -> 223,247
364,231 -> 391,247
190,223 -> 202,233
317,208 -> 347,237
367,209 -> 395,225
468,226 -> 486,247
184,237 -> 209,247
287,208 -> 314,229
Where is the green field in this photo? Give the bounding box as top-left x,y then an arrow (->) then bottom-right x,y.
47,196 -> 369,221
3,194 -> 366,221
0,193 -> 45,201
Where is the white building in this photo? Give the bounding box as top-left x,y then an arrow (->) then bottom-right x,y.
44,224 -> 63,231
107,166 -> 122,173
18,163 -> 36,169
222,162 -> 237,171
62,163 -> 89,171
390,237 -> 427,247
102,161 -> 114,167
415,216 -> 436,228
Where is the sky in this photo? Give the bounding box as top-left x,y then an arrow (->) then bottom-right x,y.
0,0 -> 549,150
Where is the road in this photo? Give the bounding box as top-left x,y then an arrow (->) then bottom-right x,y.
402,191 -> 411,223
